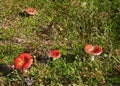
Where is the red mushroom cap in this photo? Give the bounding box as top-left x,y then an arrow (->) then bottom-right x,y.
84,45 -> 94,54
25,7 -> 37,15
49,50 -> 61,59
14,53 -> 33,70
84,45 -> 102,55
91,46 -> 102,55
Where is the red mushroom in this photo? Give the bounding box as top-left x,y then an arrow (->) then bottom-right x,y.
84,45 -> 94,55
14,53 -> 33,71
25,7 -> 37,16
49,50 -> 61,60
91,46 -> 102,55
84,45 -> 102,61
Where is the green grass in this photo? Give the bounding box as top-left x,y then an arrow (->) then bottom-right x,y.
0,0 -> 120,85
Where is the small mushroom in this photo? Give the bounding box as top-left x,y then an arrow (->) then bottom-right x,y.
14,53 -> 33,72
25,7 -> 37,16
91,46 -> 102,55
84,45 -> 94,55
49,50 -> 61,60
84,45 -> 102,61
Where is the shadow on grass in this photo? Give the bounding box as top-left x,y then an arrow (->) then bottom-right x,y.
36,55 -> 50,64
62,54 -> 76,63
19,12 -> 30,17
33,50 -> 50,64
0,63 -> 13,76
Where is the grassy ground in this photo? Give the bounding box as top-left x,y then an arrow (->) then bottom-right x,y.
0,0 -> 120,85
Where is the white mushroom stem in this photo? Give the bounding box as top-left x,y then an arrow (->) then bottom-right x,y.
53,58 -> 58,61
91,55 -> 95,61
23,69 -> 28,73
